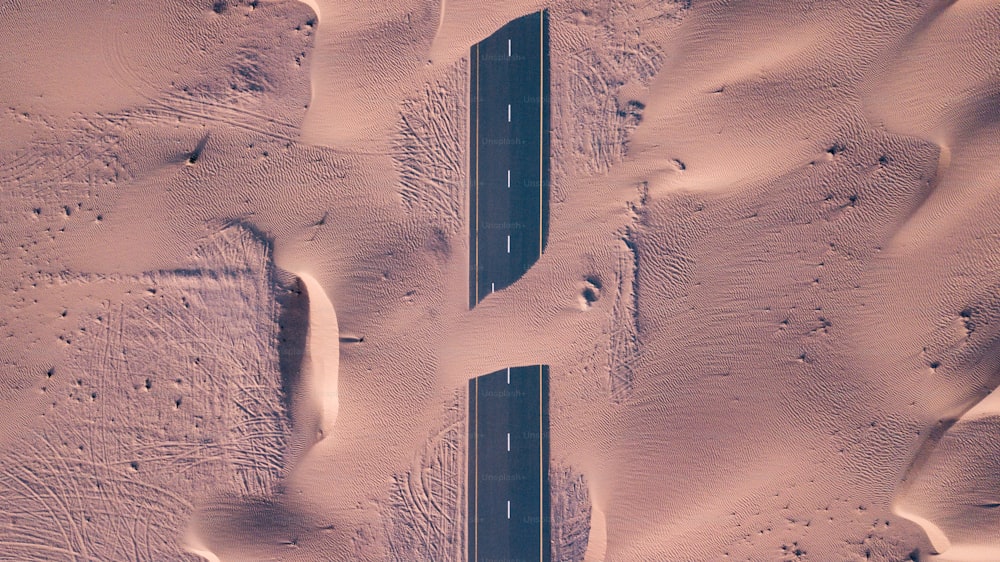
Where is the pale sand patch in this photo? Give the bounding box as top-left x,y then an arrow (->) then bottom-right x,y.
297,272 -> 340,439
933,544 -> 1000,562
583,501 -> 607,562
182,530 -> 222,562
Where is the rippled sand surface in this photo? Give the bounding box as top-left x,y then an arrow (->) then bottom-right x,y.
2,0 -> 999,559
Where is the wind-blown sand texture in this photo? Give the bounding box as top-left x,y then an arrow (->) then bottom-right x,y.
2,0 -> 1000,560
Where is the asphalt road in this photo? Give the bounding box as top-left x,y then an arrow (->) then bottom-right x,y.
467,10 -> 552,562
468,9 -> 550,309
468,366 -> 551,562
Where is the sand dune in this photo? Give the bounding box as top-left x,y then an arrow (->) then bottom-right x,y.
296,272 -> 340,439
2,0 -> 1000,560
583,500 -> 608,562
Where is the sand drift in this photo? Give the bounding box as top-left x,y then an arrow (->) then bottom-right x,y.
297,272 -> 340,440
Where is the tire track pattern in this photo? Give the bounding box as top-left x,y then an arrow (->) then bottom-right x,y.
609,233 -> 641,404
382,393 -> 465,562
393,62 -> 467,234
0,227 -> 288,561
549,0 -> 687,182
549,464 -> 591,562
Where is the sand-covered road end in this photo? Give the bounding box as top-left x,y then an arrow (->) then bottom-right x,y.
2,0 -> 1000,560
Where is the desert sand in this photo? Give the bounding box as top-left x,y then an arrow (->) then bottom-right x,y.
2,0 -> 1000,560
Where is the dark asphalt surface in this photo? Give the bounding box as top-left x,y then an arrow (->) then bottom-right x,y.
467,10 -> 552,562
468,366 -> 551,562
469,10 -> 550,309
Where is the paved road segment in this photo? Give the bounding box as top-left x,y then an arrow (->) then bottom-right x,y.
467,10 -> 552,562
469,10 -> 550,309
468,366 -> 551,562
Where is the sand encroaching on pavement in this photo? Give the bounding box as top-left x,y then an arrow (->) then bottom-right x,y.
6,0 -> 1000,559
298,273 -> 340,439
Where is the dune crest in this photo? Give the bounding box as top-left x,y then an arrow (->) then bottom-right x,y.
892,505 -> 951,554
583,502 -> 608,562
297,273 -> 340,439
296,0 -> 321,23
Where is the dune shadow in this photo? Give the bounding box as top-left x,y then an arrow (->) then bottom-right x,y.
187,492 -> 314,559
275,277 -> 312,459
277,279 -> 308,408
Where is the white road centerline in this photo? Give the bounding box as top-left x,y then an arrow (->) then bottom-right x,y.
507,432 -> 510,451
507,367 -> 510,384
491,282 -> 495,293
507,104 -> 511,122
507,500 -> 511,519
508,39 -> 511,57
507,235 -> 510,253
507,169 -> 510,188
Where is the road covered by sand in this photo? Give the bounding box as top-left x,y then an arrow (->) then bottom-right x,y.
2,0 -> 1000,560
